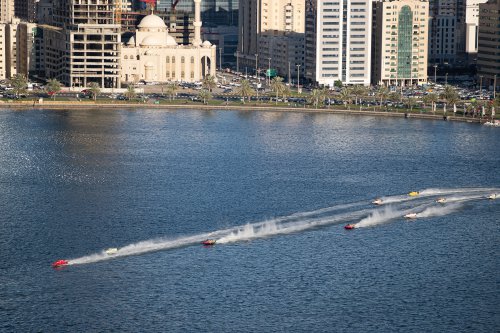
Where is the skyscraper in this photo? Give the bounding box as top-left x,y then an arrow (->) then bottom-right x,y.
14,0 -> 38,22
305,0 -> 372,86
477,0 -> 500,89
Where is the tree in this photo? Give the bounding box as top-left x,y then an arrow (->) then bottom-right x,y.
10,74 -> 28,98
124,85 -> 136,100
202,75 -> 217,92
88,82 -> 100,101
423,93 -> 438,114
165,82 -> 178,101
45,79 -> 62,100
270,76 -> 285,104
281,84 -> 291,102
440,85 -> 460,106
334,80 -> 343,89
308,88 -> 327,108
376,86 -> 390,110
339,87 -> 352,107
350,85 -> 367,105
236,79 -> 255,104
198,89 -> 212,105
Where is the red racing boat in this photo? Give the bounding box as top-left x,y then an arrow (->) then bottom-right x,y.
52,259 -> 69,268
202,239 -> 216,246
344,224 -> 356,230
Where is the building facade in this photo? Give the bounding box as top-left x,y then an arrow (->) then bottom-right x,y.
0,0 -> 15,23
14,0 -> 38,22
305,0 -> 372,87
40,0 -> 121,88
237,0 -> 305,79
373,0 -> 429,86
465,0 -> 488,55
477,0 -> 500,89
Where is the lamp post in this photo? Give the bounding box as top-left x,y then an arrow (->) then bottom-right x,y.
433,64 -> 437,83
236,51 -> 240,73
296,64 -> 301,93
219,47 -> 222,71
445,73 -> 448,85
255,53 -> 258,77
494,74 -> 497,99
288,62 -> 291,86
267,57 -> 271,86
479,75 -> 483,98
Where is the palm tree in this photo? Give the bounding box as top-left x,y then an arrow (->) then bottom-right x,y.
339,87 -> 352,108
45,79 -> 62,100
88,82 -> 100,101
376,86 -> 390,110
236,79 -> 255,104
165,82 -> 178,101
281,85 -> 291,103
10,74 -> 28,98
308,88 -> 327,108
440,85 -> 460,106
270,76 -> 285,104
350,85 -> 367,105
202,75 -> 217,92
198,89 -> 212,105
423,93 -> 438,114
124,85 -> 136,100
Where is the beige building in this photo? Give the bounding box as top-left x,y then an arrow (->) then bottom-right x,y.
0,23 -> 5,79
237,0 -> 305,79
372,0 -> 429,86
477,0 -> 500,89
465,0 -> 488,54
121,13 -> 216,84
0,0 -> 14,23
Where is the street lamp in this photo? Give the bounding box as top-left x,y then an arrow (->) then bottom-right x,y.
296,64 -> 301,93
267,57 -> 272,86
255,53 -> 258,77
433,64 -> 437,83
479,75 -> 483,98
445,73 -> 448,85
236,51 -> 240,73
494,74 -> 497,99
219,47 -> 222,71
288,62 -> 291,86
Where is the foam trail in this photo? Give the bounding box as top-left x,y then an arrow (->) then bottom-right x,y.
355,206 -> 407,228
420,187 -> 499,196
417,203 -> 462,218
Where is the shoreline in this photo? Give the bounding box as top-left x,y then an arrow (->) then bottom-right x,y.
0,101 -> 482,123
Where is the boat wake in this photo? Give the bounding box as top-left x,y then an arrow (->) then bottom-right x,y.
66,187 -> 498,266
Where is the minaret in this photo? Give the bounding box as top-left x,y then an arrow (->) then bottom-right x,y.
192,0 -> 202,47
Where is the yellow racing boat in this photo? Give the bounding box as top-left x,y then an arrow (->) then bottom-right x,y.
408,191 -> 419,197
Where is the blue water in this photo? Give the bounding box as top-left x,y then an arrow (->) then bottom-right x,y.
0,109 -> 498,332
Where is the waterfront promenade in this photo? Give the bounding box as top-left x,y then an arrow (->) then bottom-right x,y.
0,100 -> 483,123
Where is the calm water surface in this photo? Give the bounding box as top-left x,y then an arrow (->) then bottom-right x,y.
0,109 -> 498,332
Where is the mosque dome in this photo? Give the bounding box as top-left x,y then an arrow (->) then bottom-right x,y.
140,35 -> 164,47
165,35 -> 178,46
138,14 -> 167,29
127,36 -> 135,46
202,40 -> 212,47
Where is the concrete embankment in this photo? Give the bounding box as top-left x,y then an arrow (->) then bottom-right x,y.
0,101 -> 481,123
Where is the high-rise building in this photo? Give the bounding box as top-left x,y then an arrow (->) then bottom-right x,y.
305,0 -> 372,86
0,0 -> 15,23
40,0 -> 121,88
14,0 -> 38,22
477,0 -> 500,89
465,0 -> 488,55
237,0 -> 305,79
372,0 -> 429,87
428,0 -> 459,66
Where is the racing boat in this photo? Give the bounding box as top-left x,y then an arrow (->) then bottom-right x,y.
488,194 -> 497,200
404,213 -> 418,219
436,197 -> 446,204
105,248 -> 118,255
52,259 -> 69,268
372,198 -> 383,205
202,239 -> 216,246
344,224 -> 356,230
408,191 -> 419,197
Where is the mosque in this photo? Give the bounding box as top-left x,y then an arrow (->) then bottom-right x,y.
120,0 -> 216,84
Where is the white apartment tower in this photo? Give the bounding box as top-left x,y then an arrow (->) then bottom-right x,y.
465,0 -> 488,54
305,0 -> 372,87
373,0 -> 429,86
